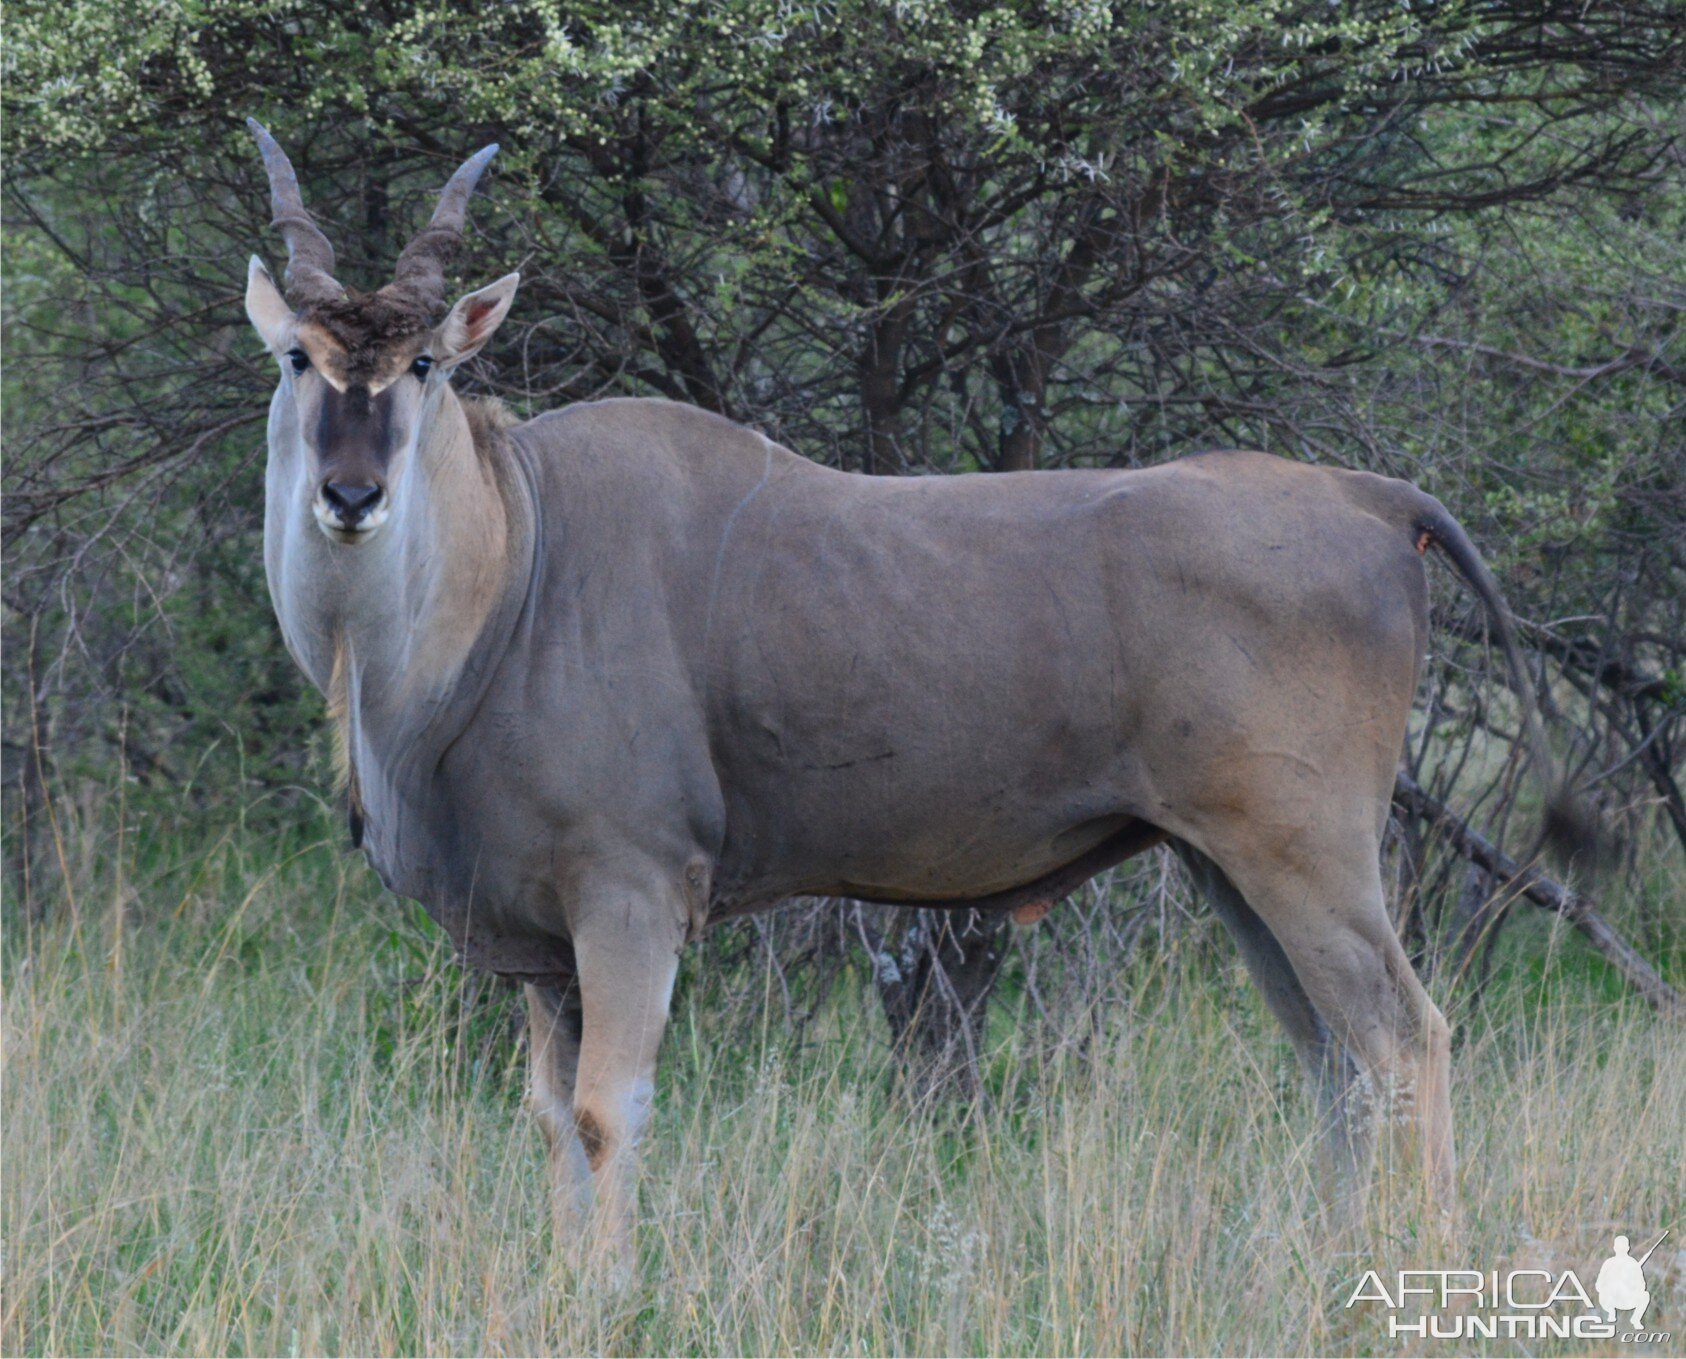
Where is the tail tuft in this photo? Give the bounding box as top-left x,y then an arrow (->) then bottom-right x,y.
1542,786 -> 1608,872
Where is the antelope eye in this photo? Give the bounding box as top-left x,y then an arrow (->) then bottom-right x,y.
286,348 -> 310,374
411,355 -> 434,380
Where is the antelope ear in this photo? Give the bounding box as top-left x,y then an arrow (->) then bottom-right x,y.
245,256 -> 296,353
437,273 -> 520,368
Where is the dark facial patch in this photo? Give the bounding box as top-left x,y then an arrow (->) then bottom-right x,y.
315,382 -> 401,484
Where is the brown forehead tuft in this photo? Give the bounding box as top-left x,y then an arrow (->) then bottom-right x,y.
302,290 -> 433,380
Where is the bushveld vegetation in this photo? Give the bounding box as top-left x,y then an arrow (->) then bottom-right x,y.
3,1 -> 1684,1355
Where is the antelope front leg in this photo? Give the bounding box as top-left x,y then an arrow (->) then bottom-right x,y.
570,886 -> 686,1274
525,980 -> 592,1236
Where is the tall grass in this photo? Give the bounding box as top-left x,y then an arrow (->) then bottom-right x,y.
5,805 -> 1683,1357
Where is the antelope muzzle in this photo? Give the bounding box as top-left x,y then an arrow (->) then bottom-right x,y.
318,480 -> 386,536
311,384 -> 401,540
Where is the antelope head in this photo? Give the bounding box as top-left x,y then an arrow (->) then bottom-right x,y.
243,119 -> 518,544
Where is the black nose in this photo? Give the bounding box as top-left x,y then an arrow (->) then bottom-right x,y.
322,482 -> 383,528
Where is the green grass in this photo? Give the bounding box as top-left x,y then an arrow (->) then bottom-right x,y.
4,807 -> 1684,1356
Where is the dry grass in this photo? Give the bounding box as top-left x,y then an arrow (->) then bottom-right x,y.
4,819 -> 1683,1357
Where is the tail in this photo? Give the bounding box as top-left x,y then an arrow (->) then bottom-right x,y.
1409,496 -> 1598,864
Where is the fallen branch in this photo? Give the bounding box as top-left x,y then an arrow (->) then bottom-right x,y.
1394,772 -> 1684,1019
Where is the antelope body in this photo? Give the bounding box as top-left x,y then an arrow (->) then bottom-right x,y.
243,125 -> 1565,1264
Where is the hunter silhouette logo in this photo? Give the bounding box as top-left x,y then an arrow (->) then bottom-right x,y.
1345,1230 -> 1671,1344
1597,1233 -> 1664,1329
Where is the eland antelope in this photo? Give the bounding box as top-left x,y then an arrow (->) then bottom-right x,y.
243,122 -> 1575,1265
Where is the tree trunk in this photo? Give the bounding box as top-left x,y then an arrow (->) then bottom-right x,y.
4,616 -> 57,920
992,348 -> 1044,472
858,299 -> 911,474
860,906 -> 1012,1102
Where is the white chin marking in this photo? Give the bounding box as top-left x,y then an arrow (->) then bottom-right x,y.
313,504 -> 387,542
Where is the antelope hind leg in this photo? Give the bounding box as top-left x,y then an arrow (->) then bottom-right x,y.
1210,831 -> 1455,1223
1176,844 -> 1370,1206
